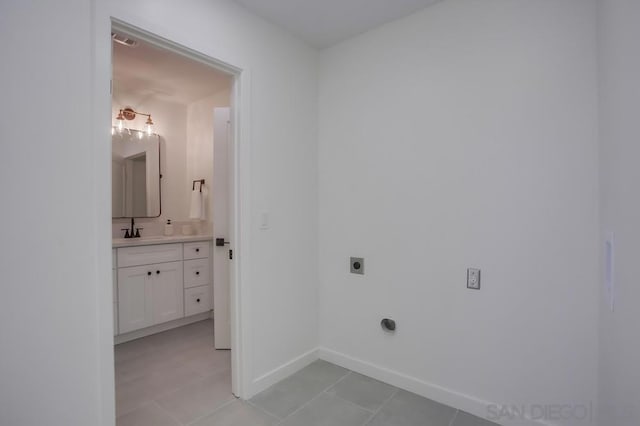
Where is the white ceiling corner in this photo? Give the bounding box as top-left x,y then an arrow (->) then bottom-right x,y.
232,0 -> 443,48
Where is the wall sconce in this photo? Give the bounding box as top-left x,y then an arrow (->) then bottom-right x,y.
115,107 -> 155,136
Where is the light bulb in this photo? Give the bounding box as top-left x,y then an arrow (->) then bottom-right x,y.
145,116 -> 154,136
118,119 -> 123,132
137,131 -> 143,139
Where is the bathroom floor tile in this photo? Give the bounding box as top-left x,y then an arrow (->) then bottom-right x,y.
115,364 -> 203,416
250,373 -> 324,419
155,369 -> 235,424
250,360 -> 350,419
190,400 -> 280,426
326,372 -> 397,412
279,393 -> 372,426
116,402 -> 180,426
365,390 -> 457,426
114,320 -> 231,418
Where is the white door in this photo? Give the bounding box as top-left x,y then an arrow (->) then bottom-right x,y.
151,261 -> 184,325
213,107 -> 231,349
118,265 -> 153,334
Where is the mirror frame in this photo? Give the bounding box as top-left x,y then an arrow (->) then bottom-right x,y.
112,130 -> 162,218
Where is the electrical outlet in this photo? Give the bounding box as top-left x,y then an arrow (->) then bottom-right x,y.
350,257 -> 364,275
467,268 -> 481,290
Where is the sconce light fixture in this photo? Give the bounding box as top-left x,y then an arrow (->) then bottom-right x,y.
114,107 -> 155,136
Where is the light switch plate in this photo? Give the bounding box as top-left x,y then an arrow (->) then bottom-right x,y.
467,268 -> 481,290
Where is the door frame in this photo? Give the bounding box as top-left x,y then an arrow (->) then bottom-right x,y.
93,13 -> 252,424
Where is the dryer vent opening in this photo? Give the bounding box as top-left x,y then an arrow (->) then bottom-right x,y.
381,318 -> 396,332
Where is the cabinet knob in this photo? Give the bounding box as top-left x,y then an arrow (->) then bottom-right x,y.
196,271 -> 200,275
196,298 -> 201,303
147,271 -> 151,276
156,270 -> 160,274
195,248 -> 200,253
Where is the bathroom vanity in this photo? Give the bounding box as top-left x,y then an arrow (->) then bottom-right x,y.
112,235 -> 213,344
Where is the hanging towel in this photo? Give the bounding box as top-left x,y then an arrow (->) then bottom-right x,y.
189,189 -> 205,220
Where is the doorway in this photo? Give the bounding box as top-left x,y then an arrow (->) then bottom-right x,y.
107,20 -> 247,424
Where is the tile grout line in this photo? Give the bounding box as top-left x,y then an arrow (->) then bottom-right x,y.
448,409 -> 459,426
149,400 -> 185,426
118,367 -> 230,419
323,391 -> 376,414
361,387 -> 401,426
271,370 -> 353,426
183,397 -> 238,426
245,399 -> 285,422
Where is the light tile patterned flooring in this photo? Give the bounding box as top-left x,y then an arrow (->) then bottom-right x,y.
115,320 -> 498,426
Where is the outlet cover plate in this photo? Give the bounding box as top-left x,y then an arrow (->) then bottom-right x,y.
467,268 -> 481,290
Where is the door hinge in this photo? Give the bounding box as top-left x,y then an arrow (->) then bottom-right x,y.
229,249 -> 233,260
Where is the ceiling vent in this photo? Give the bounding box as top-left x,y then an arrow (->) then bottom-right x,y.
111,32 -> 139,48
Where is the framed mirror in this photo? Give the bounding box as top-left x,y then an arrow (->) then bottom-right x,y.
112,130 -> 161,218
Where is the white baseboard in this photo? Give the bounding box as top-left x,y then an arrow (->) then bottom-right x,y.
250,348 -> 319,397
317,347 -> 556,426
114,311 -> 212,344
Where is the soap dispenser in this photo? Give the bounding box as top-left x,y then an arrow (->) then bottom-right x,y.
164,219 -> 174,236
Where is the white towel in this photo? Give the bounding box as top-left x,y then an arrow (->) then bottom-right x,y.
189,189 -> 205,220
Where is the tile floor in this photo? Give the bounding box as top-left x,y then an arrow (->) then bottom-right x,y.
115,320 -> 498,426
115,320 -> 233,426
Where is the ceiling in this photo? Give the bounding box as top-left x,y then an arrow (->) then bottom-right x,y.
233,0 -> 443,48
112,38 -> 232,106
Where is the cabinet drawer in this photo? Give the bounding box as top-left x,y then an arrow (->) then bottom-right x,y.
183,242 -> 210,260
184,259 -> 210,289
185,285 -> 211,316
118,243 -> 182,268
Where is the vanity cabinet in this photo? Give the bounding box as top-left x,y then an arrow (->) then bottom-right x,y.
118,261 -> 185,333
118,261 -> 184,333
114,239 -> 212,337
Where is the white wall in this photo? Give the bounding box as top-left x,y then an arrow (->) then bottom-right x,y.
597,1 -> 640,425
318,1 -> 600,425
186,88 -> 231,233
0,2 -> 106,426
102,0 -> 319,399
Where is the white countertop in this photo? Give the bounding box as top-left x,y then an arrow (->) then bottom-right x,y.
112,234 -> 213,248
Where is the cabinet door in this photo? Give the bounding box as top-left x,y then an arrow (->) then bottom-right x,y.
118,265 -> 153,334
152,261 -> 184,325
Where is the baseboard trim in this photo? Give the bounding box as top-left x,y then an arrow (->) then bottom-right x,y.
251,347 -> 319,397
114,311 -> 212,344
317,347 -> 555,426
